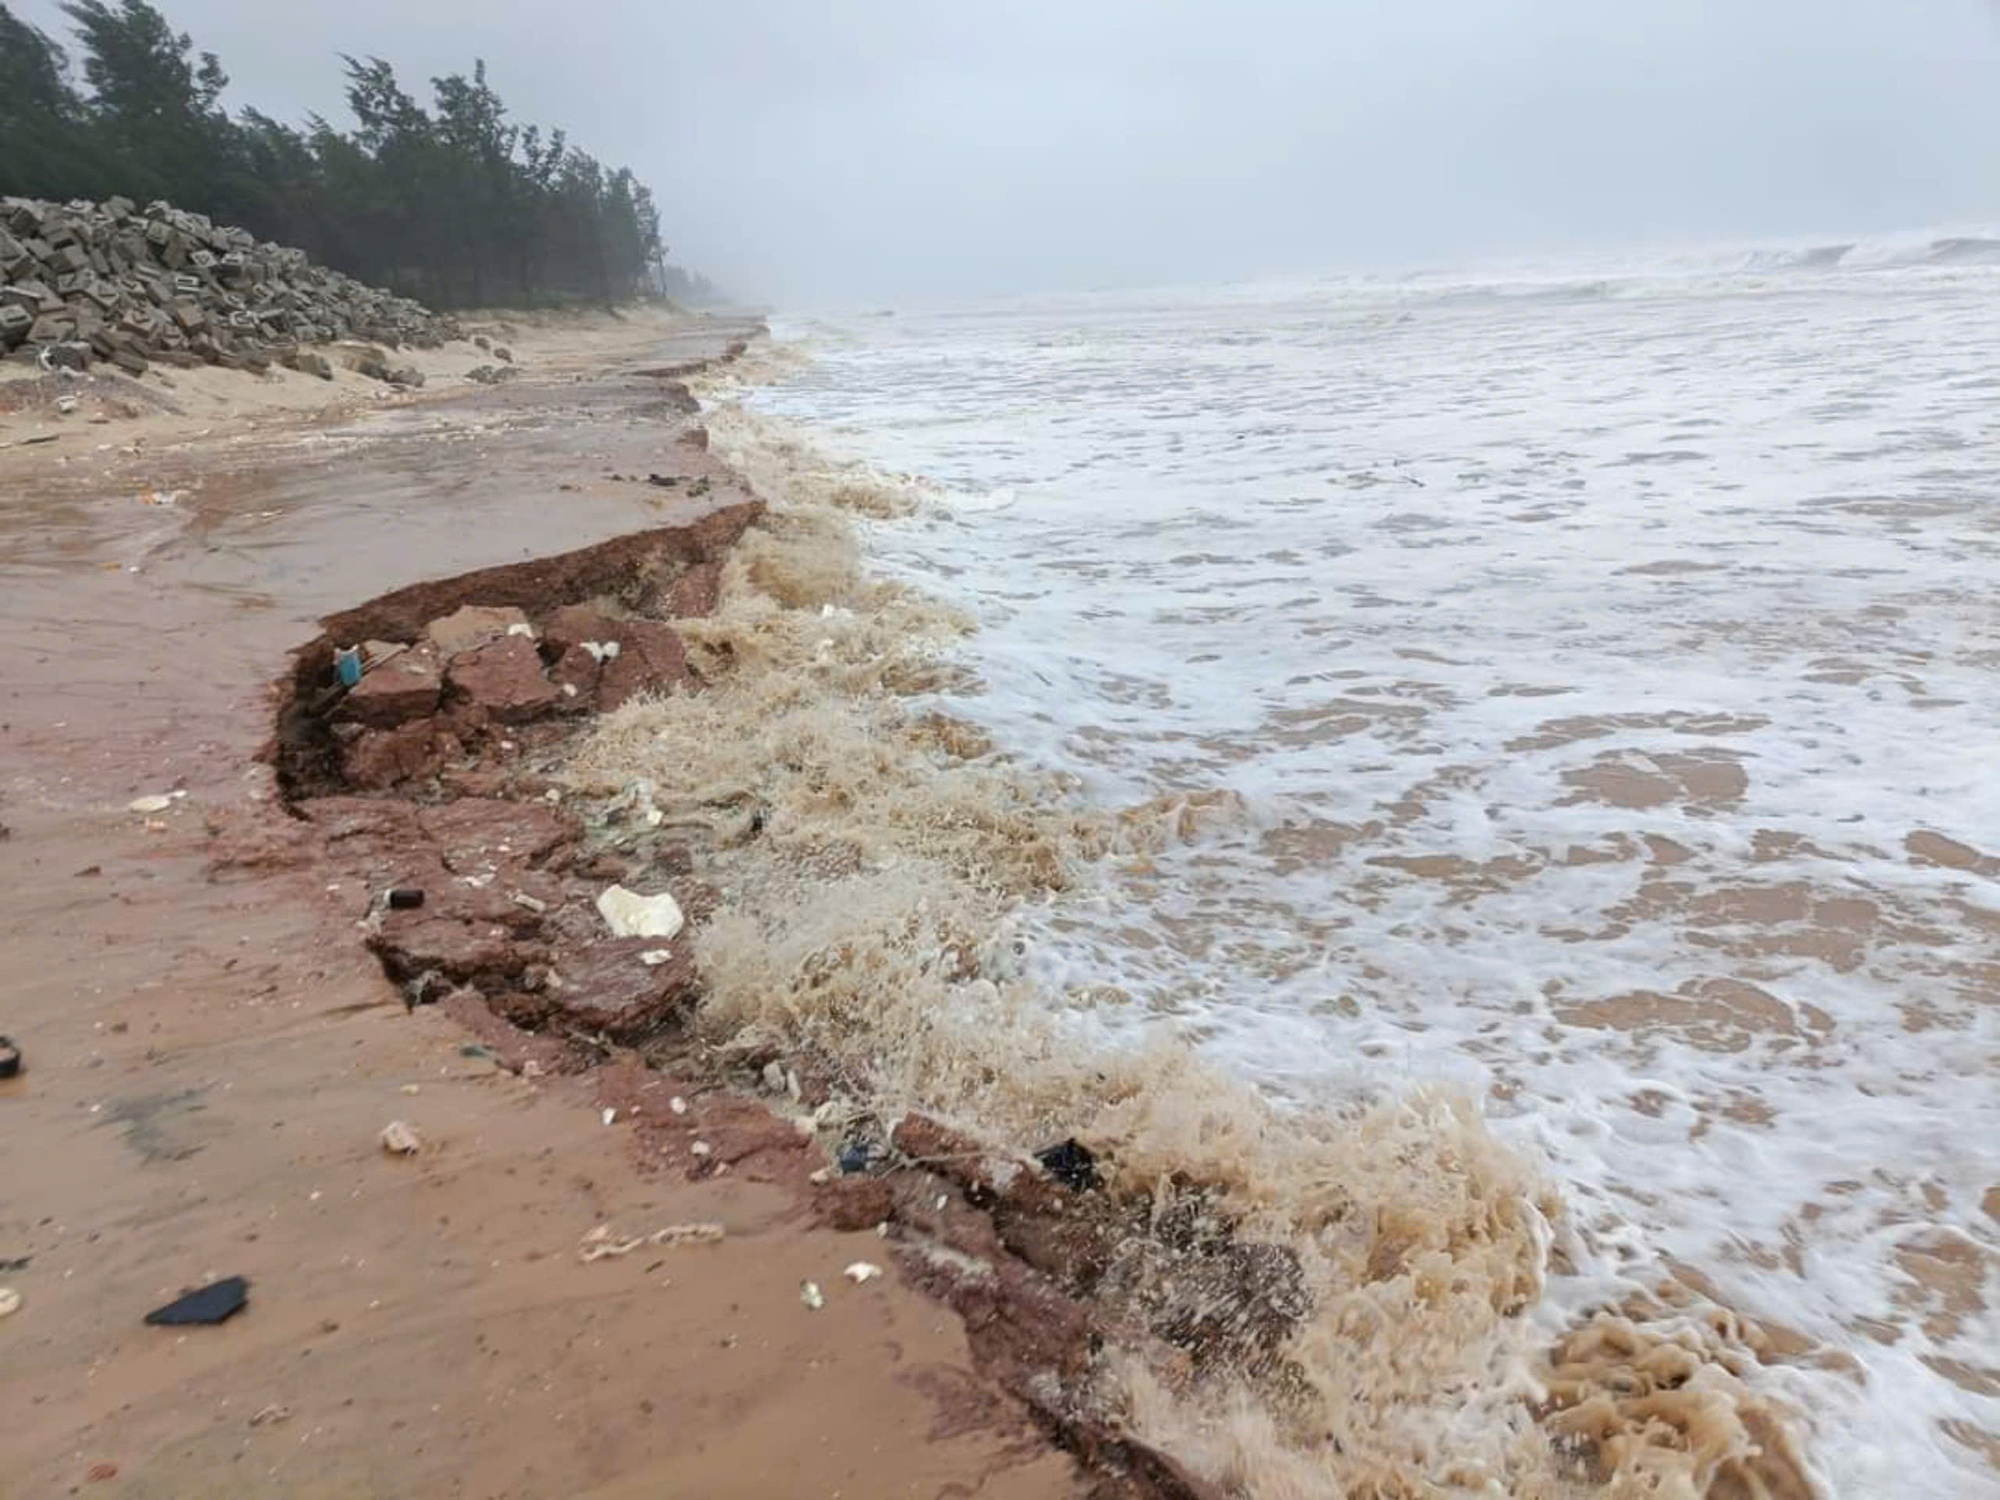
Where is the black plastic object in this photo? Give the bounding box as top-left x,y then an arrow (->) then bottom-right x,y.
1036,1138 -> 1099,1192
386,888 -> 425,911
0,1037 -> 20,1080
837,1141 -> 873,1175
145,1275 -> 249,1327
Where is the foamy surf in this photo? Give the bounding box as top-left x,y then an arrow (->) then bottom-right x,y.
552,342 -> 1847,1496
733,251 -> 2000,1497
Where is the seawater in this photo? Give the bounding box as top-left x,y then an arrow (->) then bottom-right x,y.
741,240 -> 2000,1495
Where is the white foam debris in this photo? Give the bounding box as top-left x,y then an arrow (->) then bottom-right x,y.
579,1222 -> 725,1262
595,885 -> 685,940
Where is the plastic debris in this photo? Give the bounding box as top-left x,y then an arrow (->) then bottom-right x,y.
1036,1138 -> 1100,1192
0,1036 -> 20,1080
838,1142 -> 872,1175
799,1280 -> 826,1310
128,794 -> 175,814
0,1287 -> 20,1319
145,1275 -> 249,1326
579,1222 -> 725,1262
639,949 -> 674,967
386,888 -> 425,911
334,646 -> 363,687
379,1120 -> 422,1156
595,884 -> 685,941
843,1262 -> 884,1284
601,1108 -> 618,1127
248,1404 -> 293,1428
669,1096 -> 688,1115
689,1140 -> 712,1159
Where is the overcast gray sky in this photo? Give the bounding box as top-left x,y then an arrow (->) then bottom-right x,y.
16,0 -> 2000,305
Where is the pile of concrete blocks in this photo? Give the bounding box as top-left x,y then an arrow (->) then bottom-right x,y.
0,196 -> 461,378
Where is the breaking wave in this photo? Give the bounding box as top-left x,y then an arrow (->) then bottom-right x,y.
558,346 -> 1819,1497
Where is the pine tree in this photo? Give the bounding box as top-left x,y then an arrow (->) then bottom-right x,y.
0,0 -> 682,310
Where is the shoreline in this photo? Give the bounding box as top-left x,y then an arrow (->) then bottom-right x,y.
0,301 -> 1826,1498
0,310 -> 1086,1498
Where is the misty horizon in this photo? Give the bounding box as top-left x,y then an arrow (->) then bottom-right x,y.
12,0 -> 2000,306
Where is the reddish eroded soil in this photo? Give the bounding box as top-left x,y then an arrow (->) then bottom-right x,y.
0,318 -> 1084,1500
261,480 -> 1241,1500
237,354 -> 1272,1496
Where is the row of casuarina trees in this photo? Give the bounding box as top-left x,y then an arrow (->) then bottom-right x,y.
0,0 -> 689,309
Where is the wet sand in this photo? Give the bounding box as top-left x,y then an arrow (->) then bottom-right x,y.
0,310 -> 1080,1498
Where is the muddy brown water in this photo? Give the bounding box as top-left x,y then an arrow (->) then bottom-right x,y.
0,326 -> 1081,1499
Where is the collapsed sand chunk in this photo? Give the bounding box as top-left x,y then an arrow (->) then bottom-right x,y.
426,605 -> 534,659
446,635 -> 558,724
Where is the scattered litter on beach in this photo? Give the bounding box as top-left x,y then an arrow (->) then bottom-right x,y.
0,1287 -> 21,1319
144,1275 -> 248,1327
842,1262 -> 882,1285
127,793 -> 179,814
594,884 -> 684,940
379,1120 -> 421,1156
1035,1138 -> 1098,1192
578,1222 -> 725,1263
799,1280 -> 825,1310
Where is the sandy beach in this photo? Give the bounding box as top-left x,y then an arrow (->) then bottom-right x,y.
0,308 -> 1084,1499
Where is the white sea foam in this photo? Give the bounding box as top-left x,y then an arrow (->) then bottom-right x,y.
749,243 -> 2000,1496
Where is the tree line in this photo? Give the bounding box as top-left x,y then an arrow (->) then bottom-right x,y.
0,0 -> 675,309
